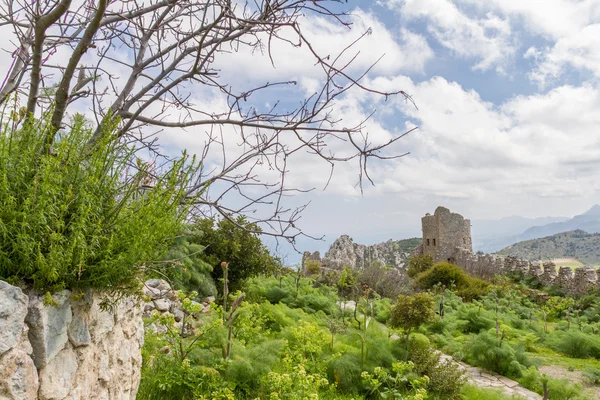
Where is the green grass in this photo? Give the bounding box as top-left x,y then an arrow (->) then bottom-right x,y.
461,385 -> 526,400
533,347 -> 600,371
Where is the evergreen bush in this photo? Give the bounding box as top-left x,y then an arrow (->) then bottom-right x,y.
0,115 -> 197,294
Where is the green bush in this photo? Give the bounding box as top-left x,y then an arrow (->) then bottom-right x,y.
196,216 -> 281,292
455,306 -> 494,334
546,330 -> 600,359
546,378 -> 584,400
0,115 -> 196,293
583,367 -> 600,385
372,298 -> 392,323
415,263 -> 489,300
326,353 -> 363,393
246,275 -> 338,315
157,227 -> 216,298
467,332 -> 530,378
407,254 -> 434,278
461,385 -> 523,400
415,263 -> 469,288
409,339 -> 466,399
390,292 -> 436,347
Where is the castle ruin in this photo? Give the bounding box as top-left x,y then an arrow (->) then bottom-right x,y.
417,206 -> 599,295
421,206 -> 472,263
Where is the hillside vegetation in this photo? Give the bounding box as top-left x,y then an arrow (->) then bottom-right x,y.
394,238 -> 422,253
497,230 -> 600,265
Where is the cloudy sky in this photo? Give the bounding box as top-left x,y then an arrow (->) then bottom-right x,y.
4,0 -> 599,263
165,0 -> 600,261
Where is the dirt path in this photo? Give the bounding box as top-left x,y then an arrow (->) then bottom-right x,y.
439,354 -> 543,400
539,365 -> 600,399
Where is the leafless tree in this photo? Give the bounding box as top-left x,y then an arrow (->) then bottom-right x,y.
0,0 -> 416,245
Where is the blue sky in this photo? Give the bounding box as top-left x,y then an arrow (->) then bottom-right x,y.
163,0 -> 600,264
144,0 -> 600,262
1,0 -> 598,264
240,0 -> 600,262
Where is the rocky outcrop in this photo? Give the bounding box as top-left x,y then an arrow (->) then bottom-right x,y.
312,235 -> 414,272
0,281 -> 144,400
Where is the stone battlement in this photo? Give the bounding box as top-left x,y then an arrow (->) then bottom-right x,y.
452,247 -> 598,295
422,206 -> 472,263
418,207 -> 598,295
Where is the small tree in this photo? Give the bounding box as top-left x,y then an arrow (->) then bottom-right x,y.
390,293 -> 436,356
407,255 -> 435,278
196,216 -> 282,292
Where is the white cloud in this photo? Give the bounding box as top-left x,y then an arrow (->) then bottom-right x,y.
471,0 -> 600,39
386,0 -> 515,72
214,9 -> 434,85
447,0 -> 600,85
306,76 -> 600,212
527,24 -> 600,86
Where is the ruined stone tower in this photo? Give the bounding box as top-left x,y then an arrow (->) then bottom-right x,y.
421,206 -> 472,262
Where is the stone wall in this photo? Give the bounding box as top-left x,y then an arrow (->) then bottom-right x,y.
422,206 -> 472,262
0,281 -> 144,400
451,247 -> 599,295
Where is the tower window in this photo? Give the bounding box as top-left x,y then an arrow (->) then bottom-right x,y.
433,239 -> 436,246
427,239 -> 430,246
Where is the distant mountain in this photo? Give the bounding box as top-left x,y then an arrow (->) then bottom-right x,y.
518,205 -> 600,241
472,215 -> 569,253
497,230 -> 600,265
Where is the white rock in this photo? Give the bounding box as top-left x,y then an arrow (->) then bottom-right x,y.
25,290 -> 72,368
173,309 -> 185,322
38,346 -> 78,400
143,279 -> 171,300
153,298 -> 170,312
0,347 -> 38,400
87,302 -> 115,343
0,281 -> 29,355
68,312 -> 90,348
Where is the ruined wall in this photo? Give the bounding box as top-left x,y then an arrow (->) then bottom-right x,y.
0,281 -> 144,400
422,206 -> 472,263
451,247 -> 599,295
418,206 -> 597,295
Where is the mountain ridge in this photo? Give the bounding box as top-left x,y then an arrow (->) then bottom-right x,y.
497,229 -> 600,265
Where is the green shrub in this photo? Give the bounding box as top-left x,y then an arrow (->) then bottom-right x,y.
326,353 -> 363,393
546,330 -> 600,359
0,115 -> 196,293
518,366 -> 584,400
546,378 -> 584,400
196,216 -> 282,293
372,298 -> 391,323
415,263 -> 469,288
390,292 -> 436,348
456,278 -> 490,301
246,275 -> 338,315
157,227 -> 216,298
461,385 -> 524,400
583,367 -> 600,385
409,339 -> 466,399
407,254 -> 434,278
415,263 -> 490,300
455,306 -> 494,333
223,339 -> 285,393
138,354 -> 230,400
467,332 -> 530,378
